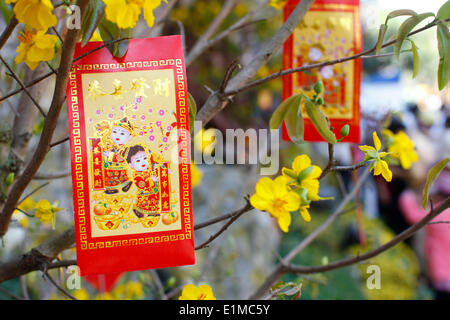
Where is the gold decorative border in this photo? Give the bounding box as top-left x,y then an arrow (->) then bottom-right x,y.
69,58 -> 192,250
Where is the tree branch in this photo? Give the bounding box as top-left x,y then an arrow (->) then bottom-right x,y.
223,17 -> 449,97
249,167 -> 370,299
196,0 -> 315,126
0,0 -> 90,238
281,197 -> 450,275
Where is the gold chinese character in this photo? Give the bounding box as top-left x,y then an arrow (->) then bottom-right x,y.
153,78 -> 171,97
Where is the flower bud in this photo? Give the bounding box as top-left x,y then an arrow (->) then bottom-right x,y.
340,124 -> 350,138
313,80 -> 324,94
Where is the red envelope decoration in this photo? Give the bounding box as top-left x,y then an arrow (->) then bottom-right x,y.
282,0 -> 362,143
66,36 -> 195,276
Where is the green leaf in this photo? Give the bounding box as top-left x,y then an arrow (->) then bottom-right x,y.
436,21 -> 450,90
98,19 -> 130,58
269,93 -> 302,130
80,0 -> 106,47
437,0 -> 450,22
408,39 -> 420,78
385,9 -> 418,23
284,94 -> 304,144
375,24 -> 388,55
5,172 -> 14,187
304,99 -> 337,144
187,92 -> 197,134
394,12 -> 435,60
422,157 -> 450,209
376,9 -> 418,55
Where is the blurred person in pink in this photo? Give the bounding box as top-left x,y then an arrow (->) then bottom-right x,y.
399,168 -> 450,300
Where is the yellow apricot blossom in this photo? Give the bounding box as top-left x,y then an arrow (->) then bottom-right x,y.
34,199 -> 61,229
15,29 -> 58,70
382,129 -> 418,170
190,162 -> 203,188
359,131 -> 392,182
103,0 -> 167,29
250,176 -> 300,232
269,0 -> 288,10
13,0 -> 57,31
282,154 -> 322,201
179,284 -> 216,300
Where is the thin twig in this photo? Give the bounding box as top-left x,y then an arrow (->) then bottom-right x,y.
0,55 -> 47,117
16,182 -> 50,207
0,16 -> 18,51
222,18 -> 450,98
0,38 -> 130,104
43,271 -> 77,300
50,136 -> 69,148
33,171 -> 71,180
195,200 -> 253,250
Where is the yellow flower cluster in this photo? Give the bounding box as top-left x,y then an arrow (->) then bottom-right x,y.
359,130 -> 418,182
34,199 -> 61,229
250,154 -> 323,232
7,0 -> 59,70
382,129 -> 419,170
103,0 -> 167,29
179,284 -> 216,300
359,132 -> 392,182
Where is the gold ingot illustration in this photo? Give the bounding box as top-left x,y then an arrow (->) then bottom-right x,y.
94,214 -> 122,230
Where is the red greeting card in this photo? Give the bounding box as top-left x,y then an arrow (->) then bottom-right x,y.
66,36 -> 195,276
283,0 -> 362,143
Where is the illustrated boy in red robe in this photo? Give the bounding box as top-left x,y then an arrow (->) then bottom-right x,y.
97,117 -> 135,194
126,145 -> 161,218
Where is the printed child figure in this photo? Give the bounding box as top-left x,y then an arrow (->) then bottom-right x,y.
96,117 -> 135,194
126,145 -> 162,218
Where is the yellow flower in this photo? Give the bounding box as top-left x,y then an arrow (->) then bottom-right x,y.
179,284 -> 216,300
73,289 -> 89,300
124,282 -> 144,299
250,176 -> 300,232
95,292 -> 115,300
193,128 -> 216,153
103,0 -> 167,29
269,0 -> 288,10
359,131 -> 392,182
382,129 -> 418,170
282,154 -> 322,201
15,29 -> 58,70
191,162 -> 203,188
13,0 -> 57,31
34,199 -> 61,229
88,30 -> 102,42
143,0 -> 167,27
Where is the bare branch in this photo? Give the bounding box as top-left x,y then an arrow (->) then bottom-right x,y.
0,16 -> 18,51
185,0 -> 239,66
223,17 -> 449,97
0,55 -> 47,117
282,197 -> 450,275
196,0 -> 315,126
0,0 -> 90,238
249,168 -> 370,299
195,200 -> 253,250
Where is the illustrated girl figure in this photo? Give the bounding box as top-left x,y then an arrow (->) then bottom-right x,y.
96,117 -> 135,194
126,145 -> 161,218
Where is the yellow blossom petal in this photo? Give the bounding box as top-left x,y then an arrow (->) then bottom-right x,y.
276,211 -> 291,233
373,160 -> 392,182
179,284 -> 216,300
373,131 -> 381,151
299,205 -> 311,222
